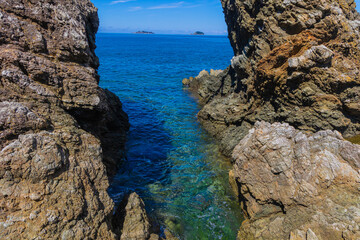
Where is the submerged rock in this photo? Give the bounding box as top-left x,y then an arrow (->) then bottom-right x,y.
187,0 -> 360,157
232,121 -> 360,239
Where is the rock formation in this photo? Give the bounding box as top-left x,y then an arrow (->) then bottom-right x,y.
231,121 -> 360,239
183,0 -> 360,239
184,0 -> 360,156
0,0 -> 162,239
113,193 -> 162,240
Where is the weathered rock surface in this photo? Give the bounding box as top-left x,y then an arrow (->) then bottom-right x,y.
113,193 -> 161,240
186,0 -> 360,156
0,0 -> 164,239
231,121 -> 360,240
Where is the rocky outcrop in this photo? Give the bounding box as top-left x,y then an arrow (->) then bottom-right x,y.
0,0 -> 147,239
185,0 -> 360,156
0,0 -> 130,175
182,69 -> 226,104
231,121 -> 360,240
113,193 -> 161,240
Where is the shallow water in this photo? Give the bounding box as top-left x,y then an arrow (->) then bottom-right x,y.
96,33 -> 243,239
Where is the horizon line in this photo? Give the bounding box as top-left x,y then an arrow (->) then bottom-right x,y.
96,31 -> 229,36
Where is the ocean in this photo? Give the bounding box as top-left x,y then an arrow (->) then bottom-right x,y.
96,33 -> 242,240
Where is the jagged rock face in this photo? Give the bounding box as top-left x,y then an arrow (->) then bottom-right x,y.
0,0 -> 130,239
0,0 -> 130,173
189,0 -> 360,156
231,121 -> 360,240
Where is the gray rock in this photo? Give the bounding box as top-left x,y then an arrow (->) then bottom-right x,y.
232,122 -> 360,240
306,229 -> 319,240
288,45 -> 334,69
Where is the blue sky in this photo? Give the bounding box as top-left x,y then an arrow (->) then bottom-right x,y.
92,0 -> 360,35
91,0 -> 227,35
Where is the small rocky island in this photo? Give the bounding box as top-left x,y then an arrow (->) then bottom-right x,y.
183,0 -> 360,239
135,31 -> 155,34
191,31 -> 204,35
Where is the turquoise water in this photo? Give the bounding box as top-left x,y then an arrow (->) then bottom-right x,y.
96,33 -> 242,239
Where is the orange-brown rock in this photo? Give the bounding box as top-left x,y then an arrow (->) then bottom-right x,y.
113,193 -> 161,240
185,0 -> 360,157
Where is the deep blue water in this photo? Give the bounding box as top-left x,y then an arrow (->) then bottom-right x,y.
96,33 -> 242,240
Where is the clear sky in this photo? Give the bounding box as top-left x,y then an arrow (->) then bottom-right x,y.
91,0 -> 228,35
91,0 -> 360,35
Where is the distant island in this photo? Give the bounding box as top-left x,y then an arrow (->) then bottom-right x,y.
191,31 -> 205,35
135,31 -> 154,34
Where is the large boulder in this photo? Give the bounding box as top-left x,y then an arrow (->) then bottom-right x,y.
231,121 -> 360,239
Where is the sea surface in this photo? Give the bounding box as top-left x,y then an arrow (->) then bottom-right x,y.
96,33 -> 242,240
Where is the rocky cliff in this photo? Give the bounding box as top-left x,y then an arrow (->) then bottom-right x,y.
183,0 -> 360,239
0,0 -> 160,239
231,121 -> 360,239
184,0 -> 360,156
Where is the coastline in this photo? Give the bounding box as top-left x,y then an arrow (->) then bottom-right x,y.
1,0 -> 359,239
183,0 -> 360,239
